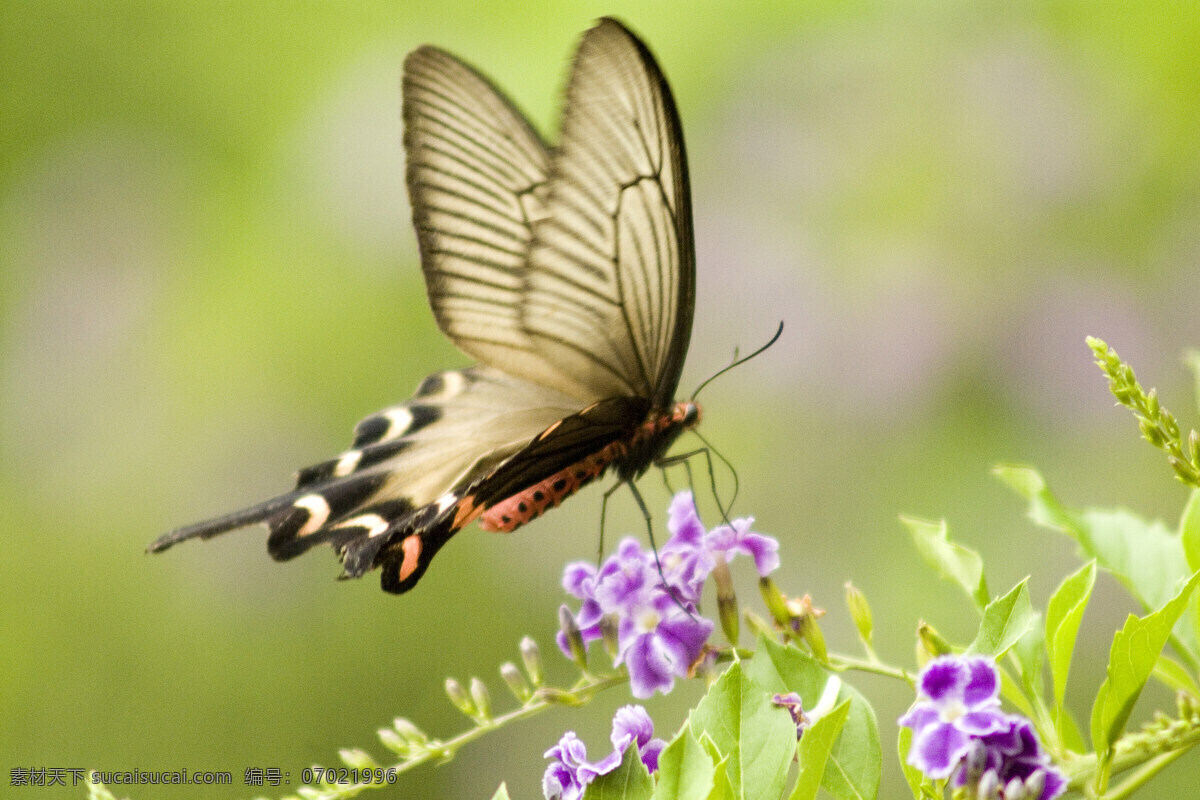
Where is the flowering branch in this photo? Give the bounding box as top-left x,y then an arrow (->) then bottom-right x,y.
88,336 -> 1200,800
1088,336 -> 1200,488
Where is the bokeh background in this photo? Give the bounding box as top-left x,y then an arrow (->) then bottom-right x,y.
4,2 -> 1200,797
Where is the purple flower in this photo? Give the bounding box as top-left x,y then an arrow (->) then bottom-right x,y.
706,515 -> 779,576
610,705 -> 666,772
661,492 -> 715,602
543,706 -> 664,800
773,692 -> 810,738
954,718 -> 1067,800
559,562 -> 604,647
542,731 -> 620,800
900,656 -> 1066,800
899,656 -> 1009,778
617,591 -> 714,697
558,492 -> 778,697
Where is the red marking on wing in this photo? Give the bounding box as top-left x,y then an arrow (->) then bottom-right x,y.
396,534 -> 423,582
453,495 -> 485,529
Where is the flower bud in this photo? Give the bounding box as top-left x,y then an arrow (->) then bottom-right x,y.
844,581 -> 873,647
786,594 -> 827,661
916,621 -> 952,664
500,661 -> 531,702
469,677 -> 493,720
444,677 -> 475,717
558,606 -> 588,669
1177,689 -> 1200,722
392,717 -> 426,744
1024,769 -> 1045,798
600,614 -> 620,662
712,556 -> 739,645
759,576 -> 790,626
976,770 -> 1000,800
338,748 -> 377,770
377,727 -> 409,756
519,636 -> 543,686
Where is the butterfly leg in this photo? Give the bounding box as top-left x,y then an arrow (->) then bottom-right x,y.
657,433 -> 738,526
658,451 -> 694,497
620,478 -> 701,618
597,481 -> 625,566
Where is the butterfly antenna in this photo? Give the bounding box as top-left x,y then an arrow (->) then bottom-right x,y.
690,321 -> 784,402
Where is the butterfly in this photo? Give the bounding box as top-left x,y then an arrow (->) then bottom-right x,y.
149,17 -> 699,594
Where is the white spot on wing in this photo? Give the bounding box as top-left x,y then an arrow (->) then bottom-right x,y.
295,494 -> 331,536
435,493 -> 457,513
421,371 -> 466,401
441,371 -> 466,397
337,513 -> 390,538
334,450 -> 362,477
383,408 -> 413,438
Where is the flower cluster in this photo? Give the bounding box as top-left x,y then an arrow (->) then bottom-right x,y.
900,656 -> 1066,800
557,491 -> 779,697
543,705 -> 665,800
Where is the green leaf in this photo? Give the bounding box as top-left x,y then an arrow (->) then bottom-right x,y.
1182,489 -> 1200,653
1152,654 -> 1200,696
995,465 -> 1199,662
1056,704 -> 1087,753
1012,616 -> 1045,699
1181,490 -> 1200,573
789,699 -> 850,800
746,636 -> 881,800
901,516 -> 989,610
688,661 -> 797,800
585,742 -> 654,800
1090,570 -> 1200,767
996,667 -> 1036,720
1046,560 -> 1097,715
489,784 -> 512,800
697,731 -> 722,763
966,579 -> 1034,658
706,756 -> 735,800
653,726 -> 716,800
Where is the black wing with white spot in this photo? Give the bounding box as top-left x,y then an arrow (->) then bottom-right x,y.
149,368 -> 581,587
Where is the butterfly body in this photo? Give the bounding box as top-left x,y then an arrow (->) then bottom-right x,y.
150,18 -> 698,594
479,400 -> 700,533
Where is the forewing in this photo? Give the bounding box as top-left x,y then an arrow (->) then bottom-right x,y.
522,18 -> 696,407
403,46 -> 553,379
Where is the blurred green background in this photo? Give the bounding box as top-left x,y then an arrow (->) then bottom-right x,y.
4,1 -> 1200,797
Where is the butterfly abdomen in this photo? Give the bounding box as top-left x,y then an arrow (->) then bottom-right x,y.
480,401 -> 701,533
480,445 -> 626,532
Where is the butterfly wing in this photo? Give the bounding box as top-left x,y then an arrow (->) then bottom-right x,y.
522,18 -> 695,408
403,44 -> 554,379
150,368 -> 583,584
406,19 -> 695,408
151,19 -> 696,594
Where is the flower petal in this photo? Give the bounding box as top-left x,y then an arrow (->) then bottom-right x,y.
961,656 -> 1000,706
611,705 -> 656,750
910,721 -> 971,779
625,633 -> 675,698
918,656 -> 968,703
